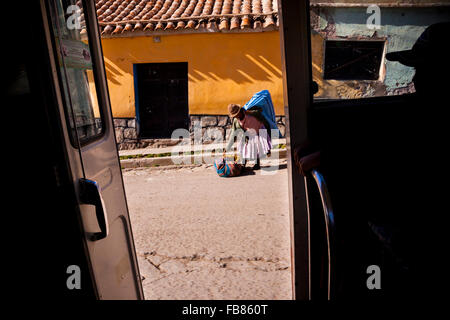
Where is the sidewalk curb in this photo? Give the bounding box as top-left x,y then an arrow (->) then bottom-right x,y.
119,138 -> 287,157
120,148 -> 287,169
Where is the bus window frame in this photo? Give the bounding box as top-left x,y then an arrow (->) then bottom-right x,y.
46,0 -> 108,149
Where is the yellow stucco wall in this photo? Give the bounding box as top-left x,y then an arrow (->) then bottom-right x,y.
100,32 -> 285,118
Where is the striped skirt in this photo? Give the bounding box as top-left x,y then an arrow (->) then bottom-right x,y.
238,129 -> 272,160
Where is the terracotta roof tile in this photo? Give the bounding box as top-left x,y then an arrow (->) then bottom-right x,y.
90,0 -> 278,36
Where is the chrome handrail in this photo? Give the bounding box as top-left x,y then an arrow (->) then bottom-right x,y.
310,169 -> 336,300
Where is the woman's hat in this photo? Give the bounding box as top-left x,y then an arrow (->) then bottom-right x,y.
228,104 -> 241,118
386,22 -> 449,67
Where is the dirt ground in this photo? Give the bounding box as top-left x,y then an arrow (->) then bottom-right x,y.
122,159 -> 292,300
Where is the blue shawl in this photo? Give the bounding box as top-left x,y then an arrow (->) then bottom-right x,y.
242,90 -> 280,138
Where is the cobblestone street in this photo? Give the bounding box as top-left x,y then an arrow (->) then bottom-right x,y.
123,160 -> 292,300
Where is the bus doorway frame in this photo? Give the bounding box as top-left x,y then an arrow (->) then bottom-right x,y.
278,0 -> 314,300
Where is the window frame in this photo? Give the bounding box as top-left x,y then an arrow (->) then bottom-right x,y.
322,38 -> 387,82
46,0 -> 107,149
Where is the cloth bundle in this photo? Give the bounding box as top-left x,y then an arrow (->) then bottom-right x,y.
242,89 -> 280,137
213,158 -> 243,177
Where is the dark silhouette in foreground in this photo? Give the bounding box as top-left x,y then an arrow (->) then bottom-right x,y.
294,22 -> 450,299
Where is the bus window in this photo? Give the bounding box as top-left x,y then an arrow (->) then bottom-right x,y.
309,4 -> 450,101
49,0 -> 103,146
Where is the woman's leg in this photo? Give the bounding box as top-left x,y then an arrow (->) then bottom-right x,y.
253,157 -> 261,170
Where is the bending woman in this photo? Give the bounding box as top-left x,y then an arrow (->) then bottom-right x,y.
225,103 -> 272,170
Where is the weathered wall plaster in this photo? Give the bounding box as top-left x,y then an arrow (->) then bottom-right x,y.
312,7 -> 450,98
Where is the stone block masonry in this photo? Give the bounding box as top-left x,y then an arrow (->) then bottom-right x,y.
114,115 -> 286,150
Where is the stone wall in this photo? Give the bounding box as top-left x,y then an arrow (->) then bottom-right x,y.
114,118 -> 139,150
114,115 -> 286,150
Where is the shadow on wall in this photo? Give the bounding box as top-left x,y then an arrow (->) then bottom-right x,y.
99,33 -> 285,116
101,33 -> 283,85
312,7 -> 450,97
188,53 -> 283,84
104,58 -> 128,86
